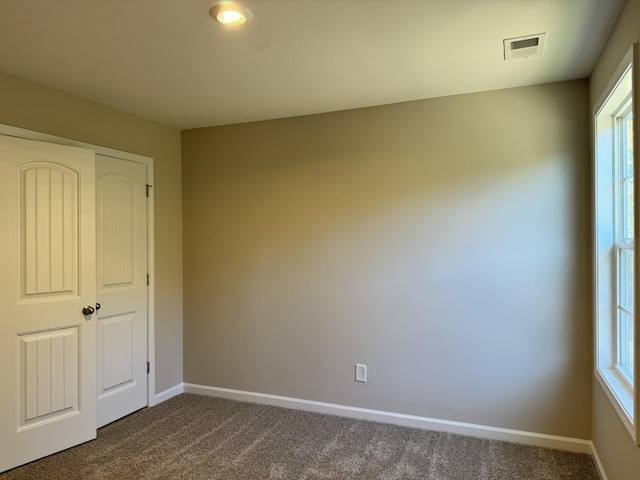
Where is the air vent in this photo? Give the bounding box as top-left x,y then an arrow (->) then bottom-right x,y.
503,33 -> 546,61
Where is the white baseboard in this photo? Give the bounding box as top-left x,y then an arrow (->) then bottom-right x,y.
182,383 -> 593,455
152,383 -> 184,406
590,443 -> 609,480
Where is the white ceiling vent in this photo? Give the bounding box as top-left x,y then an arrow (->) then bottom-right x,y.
503,33 -> 546,61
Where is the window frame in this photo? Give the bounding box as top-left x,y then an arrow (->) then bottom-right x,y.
594,43 -> 639,445
614,99 -> 634,388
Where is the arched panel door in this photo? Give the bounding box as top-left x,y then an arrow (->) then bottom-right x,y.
96,155 -> 148,428
0,135 -> 96,473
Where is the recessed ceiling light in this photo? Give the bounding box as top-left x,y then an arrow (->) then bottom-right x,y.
210,3 -> 252,26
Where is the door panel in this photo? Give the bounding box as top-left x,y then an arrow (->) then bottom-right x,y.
96,155 -> 147,428
0,135 -> 96,473
22,164 -> 78,296
99,314 -> 134,390
18,327 -> 79,425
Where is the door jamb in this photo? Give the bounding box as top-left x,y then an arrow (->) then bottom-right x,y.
0,124 -> 157,408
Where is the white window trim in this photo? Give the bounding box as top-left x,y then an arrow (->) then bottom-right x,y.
593,43 -> 639,445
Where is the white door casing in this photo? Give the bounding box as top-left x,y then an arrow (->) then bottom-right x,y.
96,155 -> 148,428
0,135 -> 97,472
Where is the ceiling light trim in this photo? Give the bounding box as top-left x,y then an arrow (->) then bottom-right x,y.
209,3 -> 253,26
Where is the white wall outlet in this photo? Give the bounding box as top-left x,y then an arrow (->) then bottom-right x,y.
355,363 -> 367,383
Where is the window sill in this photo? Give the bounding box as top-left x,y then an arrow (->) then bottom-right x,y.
596,367 -> 636,442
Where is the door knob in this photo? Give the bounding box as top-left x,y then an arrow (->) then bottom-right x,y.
82,305 -> 95,316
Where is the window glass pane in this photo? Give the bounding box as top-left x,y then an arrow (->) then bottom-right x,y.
619,248 -> 634,310
626,113 -> 634,177
624,112 -> 634,240
618,308 -> 635,384
625,178 -> 634,240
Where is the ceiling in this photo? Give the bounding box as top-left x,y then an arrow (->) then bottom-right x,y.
0,0 -> 626,130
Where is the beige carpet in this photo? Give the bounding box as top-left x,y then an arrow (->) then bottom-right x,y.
1,393 -> 599,479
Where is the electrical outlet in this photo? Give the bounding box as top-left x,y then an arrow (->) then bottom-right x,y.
355,363 -> 367,383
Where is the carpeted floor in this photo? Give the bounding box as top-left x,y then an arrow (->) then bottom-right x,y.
0,393 -> 600,479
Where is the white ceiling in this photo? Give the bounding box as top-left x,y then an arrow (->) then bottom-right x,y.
0,0 -> 625,130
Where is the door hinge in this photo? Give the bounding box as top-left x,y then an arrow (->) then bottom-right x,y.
147,361 -> 150,375
147,273 -> 150,286
146,184 -> 153,197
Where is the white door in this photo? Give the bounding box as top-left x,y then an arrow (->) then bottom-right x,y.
96,155 -> 148,428
0,135 -> 96,473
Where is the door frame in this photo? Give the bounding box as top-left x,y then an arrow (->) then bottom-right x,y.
0,124 -> 157,409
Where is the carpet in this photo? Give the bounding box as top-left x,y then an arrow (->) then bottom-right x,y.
0,393 -> 600,479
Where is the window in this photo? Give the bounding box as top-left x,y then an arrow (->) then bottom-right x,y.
617,103 -> 634,387
594,44 -> 638,443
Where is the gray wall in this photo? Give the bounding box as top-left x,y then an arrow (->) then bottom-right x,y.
0,72 -> 184,394
182,80 -> 592,439
590,0 -> 640,478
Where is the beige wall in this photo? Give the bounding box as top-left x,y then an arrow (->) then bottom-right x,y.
0,72 -> 183,394
590,0 -> 640,478
182,80 -> 592,438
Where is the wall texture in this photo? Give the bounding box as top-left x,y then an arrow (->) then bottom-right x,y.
182,80 -> 592,439
0,72 -> 183,394
589,0 -> 640,478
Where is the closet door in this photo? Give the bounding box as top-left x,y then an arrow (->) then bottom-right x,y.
96,155 -> 148,428
0,135 -> 96,473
